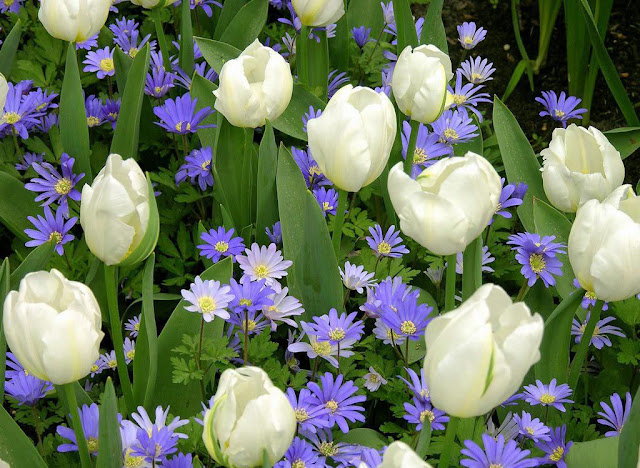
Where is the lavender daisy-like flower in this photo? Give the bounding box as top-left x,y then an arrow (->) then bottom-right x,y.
328,69 -> 350,98
401,120 -> 452,177
363,367 -> 387,392
366,224 -> 409,258
25,206 -> 77,255
130,405 -> 190,439
303,309 -> 365,345
163,453 -> 194,468
114,27 -> 152,59
153,93 -> 215,134
125,314 -> 141,338
0,82 -> 41,139
507,232 -> 566,288
461,434 -> 536,468
83,47 -> 115,79
30,88 -> 58,113
227,308 -> 270,336
456,245 -> 495,275
461,56 -> 496,84
457,22 -> 487,49
145,67 -> 176,98
340,261 -> 375,294
98,350 -> 118,371
380,292 -> 433,341
15,152 -> 44,172
266,221 -> 282,245
292,146 -> 331,189
522,379 -> 574,412
490,178 -> 526,224
131,426 -> 178,464
275,437 -> 325,468
597,392 -> 632,437
487,412 -> 520,442
57,404 -> 100,456
236,243 -> 293,286
181,275 -> 234,322
0,0 -> 24,14
286,388 -> 332,434
102,98 -> 120,129
308,373 -> 366,433
85,94 -> 105,128
572,278 -> 610,311
229,278 -> 274,313
25,154 -> 84,218
313,187 -> 339,217
302,428 -> 349,462
76,33 -> 98,50
176,0 -> 222,17
513,411 -> 551,442
4,355 -> 53,406
448,71 -> 491,121
399,367 -> 430,402
375,69 -> 393,96
361,276 -> 416,319
197,226 -> 245,262
535,91 -> 587,128
263,287 -> 305,331
175,146 -> 214,190
571,312 -> 624,349
124,337 -> 136,364
404,397 -> 448,431
535,425 -> 572,467
432,109 -> 479,145
288,332 -> 356,369
351,26 -> 372,49
302,105 -> 323,134
373,318 -> 405,345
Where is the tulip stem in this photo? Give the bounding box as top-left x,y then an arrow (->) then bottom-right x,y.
58,384 -> 92,468
568,300 -> 604,391
514,281 -> 530,302
404,120 -> 420,175
243,311 -> 249,365
438,416 -> 460,468
297,27 -> 310,85
151,7 -> 172,70
444,254 -> 456,312
332,189 -> 349,256
196,317 -> 206,401
104,264 -> 134,415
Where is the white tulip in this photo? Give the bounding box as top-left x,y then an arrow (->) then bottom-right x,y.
213,40 -> 293,128
388,153 -> 501,256
0,73 -> 8,113
307,85 -> 397,192
569,184 -> 640,302
202,367 -> 296,467
391,44 -> 454,123
291,0 -> 345,27
130,0 -> 176,8
378,441 -> 433,468
540,124 -> 624,212
423,284 -> 543,418
81,154 -> 158,266
3,269 -> 103,385
38,0 -> 111,43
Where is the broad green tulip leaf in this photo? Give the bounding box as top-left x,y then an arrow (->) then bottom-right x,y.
415,421 -> 432,459
97,379 -> 123,468
0,171 -> 40,241
421,0 -> 447,52
273,84 -> 326,141
604,127 -> 640,160
111,45 -> 150,160
619,385 -> 640,468
347,0 -> 384,37
392,0 -> 419,52
255,121 -> 279,245
0,19 -> 22,77
0,259 -> 9,400
277,144 -> 343,320
151,258 -> 233,416
566,436 -> 618,468
493,97 -> 547,232
113,47 -> 133,95
195,37 -> 241,74
461,236 -> 483,300
197,221 -> 214,269
298,31 -> 329,100
328,14 -> 349,71
179,0 -> 195,75
133,254 -> 158,409
9,243 -> 54,291
0,405 -> 47,467
218,0 -> 268,50
59,43 -> 92,184
533,198 -> 574,298
335,428 -> 388,449
191,73 -> 219,152
213,0 -> 249,39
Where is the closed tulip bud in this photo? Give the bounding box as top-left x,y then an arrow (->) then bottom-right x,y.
388,153 -> 501,255
423,284 -> 543,417
3,269 -> 104,385
391,44 -> 454,123
202,367 -> 296,467
213,40 -> 293,128
292,0 -> 345,26
80,154 -> 159,267
38,0 -> 111,43
541,124 -> 624,212
569,184 -> 640,302
378,441 -> 433,468
130,0 -> 176,8
308,85 -> 397,192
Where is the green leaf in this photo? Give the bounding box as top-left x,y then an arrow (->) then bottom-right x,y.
604,127 -> 640,160
566,436 -> 618,468
415,420 -> 432,458
195,36 -> 241,74
335,428 -> 388,449
111,45 -> 151,160
191,73 -> 219,152
0,259 -> 9,400
59,43 -> 92,184
113,48 -> 133,95
0,171 -> 40,241
493,96 -> 547,232
151,258 -> 233,417
96,379 -> 123,468
133,254 -> 158,409
9,243 -> 54,291
619,385 -> 640,468
502,59 -> 529,102
273,84 -> 326,141
298,31 -> 329,100
533,198 -> 574,298
276,144 -> 343,320
0,405 -> 47,467
421,0 -> 447,52
461,236 -> 483,300
213,0 -> 249,40
0,19 -> 22,77
509,0 -> 534,92
392,0 -> 419,52
255,121 -> 279,245
218,0 -> 268,50
347,0 -> 384,37
179,0 -> 195,76
328,14 -> 349,71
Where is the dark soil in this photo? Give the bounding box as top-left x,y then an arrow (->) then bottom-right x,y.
414,0 -> 640,183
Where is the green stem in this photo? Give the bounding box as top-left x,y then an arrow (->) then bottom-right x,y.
404,120 -> 420,175
104,264 -> 134,414
243,311 -> 249,365
568,300 -> 604,390
196,317 -> 206,401
297,26 -> 309,85
438,416 -> 460,468
332,189 -> 349,256
444,254 -> 457,312
151,7 -> 172,70
58,384 -> 92,468
461,237 -> 482,300
12,133 -> 22,158
515,280 -> 530,302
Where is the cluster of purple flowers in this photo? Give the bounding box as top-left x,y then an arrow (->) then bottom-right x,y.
3,352 -> 53,406
85,94 -> 121,129
508,232 -> 566,288
0,80 -> 58,140
401,368 -> 448,431
90,330 -> 137,378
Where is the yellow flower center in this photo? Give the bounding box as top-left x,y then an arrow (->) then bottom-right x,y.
470,73 -> 482,81
54,178 -> 72,195
244,319 -> 256,332
463,36 -> 474,44
328,328 -> 345,341
3,111 -> 20,124
214,241 -> 229,252
292,460 -> 306,468
87,116 -> 101,127
419,410 -> 435,423
540,393 -> 556,404
452,94 -> 466,105
267,305 -> 279,314
201,160 -> 211,170
489,464 -> 503,468
239,298 -> 252,307
322,201 -> 333,211
87,437 -> 99,453
126,349 -> 135,360
309,165 -> 322,176
254,265 -> 269,279
377,241 -> 392,255
526,426 -> 535,435
369,374 -> 379,383
554,109 -> 565,118
318,442 -> 338,457
413,147 -> 427,164
198,296 -> 217,313
529,253 -> 546,274
550,446 -> 564,461
48,231 -> 63,244
386,329 -> 400,341
311,340 -> 332,356
420,388 -> 430,399
124,449 -> 145,467
134,322 -> 140,332
109,112 -> 118,120
3,0 -> 14,6
108,359 -> 117,369
175,121 -> 192,132
443,128 -> 459,141
154,86 -> 164,95
128,48 -> 139,58
99,58 -> 114,73
585,290 -> 597,300
295,408 -> 309,422
91,364 -> 99,373
400,320 -> 417,335
325,399 -> 339,414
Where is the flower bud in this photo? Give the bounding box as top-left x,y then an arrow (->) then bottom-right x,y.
291,0 -> 345,27
378,441 -> 433,468
38,0 -> 111,43
307,85 -> 397,192
423,284 -> 543,417
3,269 -> 104,385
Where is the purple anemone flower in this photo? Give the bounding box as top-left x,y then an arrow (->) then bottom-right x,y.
197,226 -> 245,263
286,387 -> 332,434
535,425 -> 573,467
0,82 -> 41,139
131,426 -> 178,464
307,373 -> 366,433
401,120 -> 452,178
266,221 -> 282,245
507,233 -> 566,288
15,152 -> 44,172
597,392 -> 632,437
432,109 -> 479,145
535,91 -> 587,128
102,98 -> 120,129
229,278 -> 274,314
57,404 -> 100,456
399,367 -> 430,402
85,95 -> 105,128
175,146 -> 215,190
456,245 -> 495,275
328,70 -> 350,98
457,22 -> 487,49
351,26 -> 372,49
461,433 -> 537,468
513,411 -> 551,442
145,67 -> 176,98
448,71 -> 491,121
275,437 -> 325,468
379,290 -> 433,341
490,178 -> 526,224
153,93 -> 215,134
83,47 -> 115,79
522,379 -> 574,412
460,57 -> 496,84
313,187 -> 339,217
302,309 -> 364,345
361,276 -> 416,319
291,146 -> 331,189
365,224 -> 409,258
403,397 -> 448,431
571,313 -> 624,349
24,206 -> 77,255
302,105 -> 322,134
